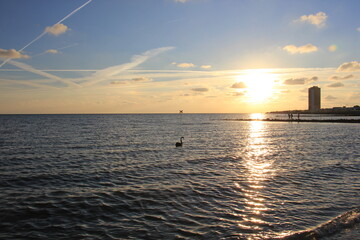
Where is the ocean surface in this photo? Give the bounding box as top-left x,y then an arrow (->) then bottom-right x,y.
0,114 -> 359,240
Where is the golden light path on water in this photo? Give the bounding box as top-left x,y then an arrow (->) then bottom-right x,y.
235,113 -> 278,239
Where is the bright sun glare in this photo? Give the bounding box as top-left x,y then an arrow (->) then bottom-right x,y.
237,70 -> 277,103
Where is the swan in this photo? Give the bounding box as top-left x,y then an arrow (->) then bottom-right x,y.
175,137 -> 184,147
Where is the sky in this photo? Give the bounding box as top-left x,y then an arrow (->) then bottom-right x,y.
0,0 -> 359,114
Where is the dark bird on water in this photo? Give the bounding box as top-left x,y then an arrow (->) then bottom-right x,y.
176,137 -> 184,147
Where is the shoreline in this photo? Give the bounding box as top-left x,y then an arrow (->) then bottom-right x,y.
222,118 -> 360,123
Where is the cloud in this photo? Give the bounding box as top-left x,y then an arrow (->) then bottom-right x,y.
0,49 -> 29,59
173,62 -> 196,68
191,87 -> 209,92
283,44 -> 318,54
231,82 -> 246,88
357,27 -> 360,32
336,61 -> 360,72
325,95 -> 337,100
284,78 -> 307,85
45,23 -> 69,36
328,45 -> 337,52
327,82 -> 344,88
132,77 -> 152,82
175,0 -> 190,2
45,49 -> 59,54
233,92 -> 245,97
329,74 -> 354,80
110,81 -> 126,85
284,76 -> 318,85
296,12 -> 327,28
201,65 -> 212,69
310,76 -> 318,81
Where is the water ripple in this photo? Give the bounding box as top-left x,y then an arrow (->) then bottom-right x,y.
0,114 -> 359,239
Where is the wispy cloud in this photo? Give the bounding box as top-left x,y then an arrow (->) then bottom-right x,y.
283,44 -> 318,54
200,65 -> 212,69
45,23 -> 69,36
325,95 -> 337,100
232,92 -> 245,97
45,49 -> 60,54
0,49 -> 29,59
295,12 -> 327,28
34,44 -> 78,57
231,82 -> 246,88
191,87 -> 208,92
337,61 -> 360,72
175,0 -> 190,3
328,45 -> 337,52
84,46 -> 175,86
173,62 -> 196,68
283,76 -> 317,85
329,74 -> 354,80
327,82 -> 344,88
284,78 -> 307,85
132,77 -> 152,82
357,27 -> 360,32
110,81 -> 126,85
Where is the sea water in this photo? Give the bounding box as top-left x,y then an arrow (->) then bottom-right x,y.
0,114 -> 359,239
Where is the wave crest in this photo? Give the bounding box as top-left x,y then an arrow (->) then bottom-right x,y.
278,207 -> 360,240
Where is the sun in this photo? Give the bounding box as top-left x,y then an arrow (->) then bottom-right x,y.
237,69 -> 277,103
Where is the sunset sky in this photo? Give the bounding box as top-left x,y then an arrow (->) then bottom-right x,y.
0,0 -> 359,114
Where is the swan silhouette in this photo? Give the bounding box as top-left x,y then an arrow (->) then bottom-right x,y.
175,137 -> 184,147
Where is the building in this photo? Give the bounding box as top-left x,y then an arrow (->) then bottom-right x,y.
308,86 -> 321,112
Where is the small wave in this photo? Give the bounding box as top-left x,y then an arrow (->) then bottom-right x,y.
277,207 -> 360,240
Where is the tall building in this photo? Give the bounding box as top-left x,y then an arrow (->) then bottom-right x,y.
308,86 -> 321,112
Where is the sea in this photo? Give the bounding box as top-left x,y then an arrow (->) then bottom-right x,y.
0,113 -> 359,240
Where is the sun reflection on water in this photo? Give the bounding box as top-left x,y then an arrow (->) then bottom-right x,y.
249,113 -> 265,120
235,119 -> 277,239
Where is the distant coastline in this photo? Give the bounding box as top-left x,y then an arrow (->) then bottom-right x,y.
223,118 -> 360,123
268,106 -> 360,116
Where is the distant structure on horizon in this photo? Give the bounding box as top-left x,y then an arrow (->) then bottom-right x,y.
269,85 -> 360,115
308,86 -> 321,112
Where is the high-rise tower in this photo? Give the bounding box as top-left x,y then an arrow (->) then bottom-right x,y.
308,86 -> 321,112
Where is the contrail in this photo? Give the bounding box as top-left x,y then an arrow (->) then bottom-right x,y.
8,60 -> 81,87
84,47 -> 175,87
55,0 -> 93,26
0,78 -> 59,90
0,0 -> 92,68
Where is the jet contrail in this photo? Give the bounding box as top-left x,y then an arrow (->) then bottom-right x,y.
0,78 -> 59,90
55,0 -> 93,26
84,47 -> 175,87
8,60 -> 81,87
0,0 -> 92,68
